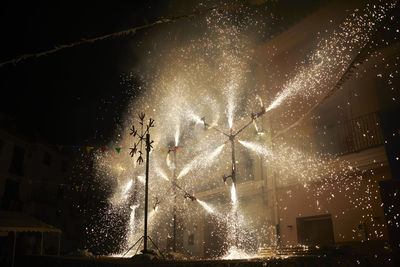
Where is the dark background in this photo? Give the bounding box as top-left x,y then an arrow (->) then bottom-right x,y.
0,0 -> 327,146
0,1 -> 175,145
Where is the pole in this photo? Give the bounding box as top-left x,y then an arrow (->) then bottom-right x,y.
273,172 -> 279,246
144,133 -> 150,253
230,138 -> 236,184
173,149 -> 177,252
230,137 -> 239,246
12,231 -> 16,267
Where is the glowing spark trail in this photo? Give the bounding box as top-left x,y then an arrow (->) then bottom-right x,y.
122,180 -> 133,195
252,121 -> 259,133
256,94 -> 263,108
175,124 -> 180,147
89,0 -> 398,258
265,1 -> 395,113
230,184 -> 238,205
225,184 -> 242,258
238,140 -> 272,158
125,205 -> 159,254
166,153 -> 175,170
188,113 -> 204,125
177,144 -> 225,179
121,180 -> 133,200
127,204 -> 139,246
197,199 -> 215,213
226,83 -> 236,130
156,167 -> 169,181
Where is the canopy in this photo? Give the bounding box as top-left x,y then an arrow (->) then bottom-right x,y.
0,211 -> 61,233
0,211 -> 62,267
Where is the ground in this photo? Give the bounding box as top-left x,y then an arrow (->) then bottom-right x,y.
14,246 -> 400,267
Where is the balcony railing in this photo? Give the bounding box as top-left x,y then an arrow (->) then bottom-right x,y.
314,112 -> 384,156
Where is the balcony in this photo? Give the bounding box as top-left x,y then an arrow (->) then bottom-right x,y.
314,112 -> 385,156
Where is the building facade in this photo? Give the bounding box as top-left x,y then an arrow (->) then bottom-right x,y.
0,120 -> 82,254
178,1 -> 399,258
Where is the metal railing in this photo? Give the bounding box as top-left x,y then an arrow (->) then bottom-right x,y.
315,112 -> 384,156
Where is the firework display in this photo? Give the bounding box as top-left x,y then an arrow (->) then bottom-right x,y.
79,1 -> 399,261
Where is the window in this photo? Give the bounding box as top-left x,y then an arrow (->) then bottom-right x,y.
9,145 -> 25,176
1,179 -> 21,211
296,214 -> 334,247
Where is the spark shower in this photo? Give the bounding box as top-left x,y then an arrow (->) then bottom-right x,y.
87,1 -> 397,259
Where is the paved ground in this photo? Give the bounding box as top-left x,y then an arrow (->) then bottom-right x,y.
11,244 -> 400,267
15,252 -> 399,267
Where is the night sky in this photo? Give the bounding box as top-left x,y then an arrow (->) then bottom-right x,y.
0,1 -> 177,145
0,0 -> 326,146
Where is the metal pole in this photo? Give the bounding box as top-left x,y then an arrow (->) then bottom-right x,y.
12,232 -> 16,267
273,172 -> 279,246
230,138 -> 236,184
230,137 -> 239,246
143,133 -> 150,253
173,149 -> 177,252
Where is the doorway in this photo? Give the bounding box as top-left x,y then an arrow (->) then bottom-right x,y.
296,214 -> 334,247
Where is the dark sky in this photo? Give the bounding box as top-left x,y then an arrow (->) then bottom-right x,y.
0,1 -> 184,145
0,0 -> 326,146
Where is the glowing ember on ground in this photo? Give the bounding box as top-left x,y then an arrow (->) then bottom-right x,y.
222,246 -> 257,260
